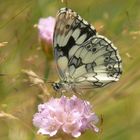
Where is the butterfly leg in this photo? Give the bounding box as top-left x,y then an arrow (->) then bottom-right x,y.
71,86 -> 85,98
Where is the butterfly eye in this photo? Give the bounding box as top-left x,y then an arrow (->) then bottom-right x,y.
52,83 -> 62,91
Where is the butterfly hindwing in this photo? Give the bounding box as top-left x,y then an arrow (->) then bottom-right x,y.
67,35 -> 122,88
53,8 -> 96,79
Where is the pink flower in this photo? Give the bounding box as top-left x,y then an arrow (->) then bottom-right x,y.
38,17 -> 55,45
33,95 -> 99,138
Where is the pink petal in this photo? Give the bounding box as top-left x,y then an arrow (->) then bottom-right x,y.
72,131 -> 81,138
38,128 -> 58,136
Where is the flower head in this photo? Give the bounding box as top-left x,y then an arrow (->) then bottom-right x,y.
38,17 -> 55,45
33,95 -> 99,138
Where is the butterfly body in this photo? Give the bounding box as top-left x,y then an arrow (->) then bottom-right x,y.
52,8 -> 122,93
52,81 -> 77,93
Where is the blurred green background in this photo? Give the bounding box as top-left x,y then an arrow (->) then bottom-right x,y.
0,0 -> 140,140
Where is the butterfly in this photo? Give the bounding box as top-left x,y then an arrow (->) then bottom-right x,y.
52,7 -> 122,93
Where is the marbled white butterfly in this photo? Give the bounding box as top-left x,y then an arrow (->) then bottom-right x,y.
52,8 -> 122,93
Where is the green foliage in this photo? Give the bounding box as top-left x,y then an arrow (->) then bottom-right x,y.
0,0 -> 140,140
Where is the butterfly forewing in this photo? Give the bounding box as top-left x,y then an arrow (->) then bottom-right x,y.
53,8 -> 96,79
53,7 -> 122,89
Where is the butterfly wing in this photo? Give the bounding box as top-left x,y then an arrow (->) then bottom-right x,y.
67,35 -> 122,88
53,8 -> 96,80
53,8 -> 122,88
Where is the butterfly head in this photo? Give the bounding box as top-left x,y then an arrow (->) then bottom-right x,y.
52,82 -> 63,91
52,80 -> 76,93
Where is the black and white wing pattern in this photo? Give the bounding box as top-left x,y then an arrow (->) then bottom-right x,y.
53,7 -> 122,88
53,8 -> 96,79
68,35 -> 122,88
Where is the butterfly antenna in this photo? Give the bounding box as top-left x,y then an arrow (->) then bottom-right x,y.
46,81 -> 54,84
